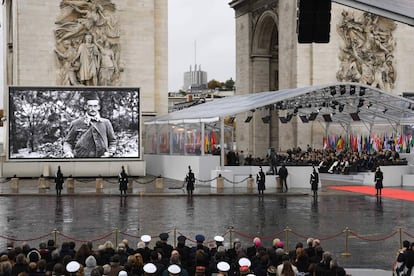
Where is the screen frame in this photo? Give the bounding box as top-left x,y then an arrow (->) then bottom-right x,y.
6,86 -> 141,161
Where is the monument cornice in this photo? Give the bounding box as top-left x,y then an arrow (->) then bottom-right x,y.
230,0 -> 277,18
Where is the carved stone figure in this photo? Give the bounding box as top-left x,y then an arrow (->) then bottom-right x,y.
55,40 -> 80,85
96,40 -> 118,86
72,33 -> 100,86
336,11 -> 396,91
54,0 -> 120,86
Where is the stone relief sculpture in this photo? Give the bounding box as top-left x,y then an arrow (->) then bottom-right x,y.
54,0 -> 121,86
336,11 -> 396,91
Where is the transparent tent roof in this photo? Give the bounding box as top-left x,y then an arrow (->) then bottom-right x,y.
145,83 -> 414,128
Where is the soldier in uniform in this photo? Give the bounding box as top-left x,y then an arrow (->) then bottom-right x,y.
256,166 -> 266,196
185,166 -> 195,197
55,166 -> 64,197
118,166 -> 128,197
310,166 -> 320,198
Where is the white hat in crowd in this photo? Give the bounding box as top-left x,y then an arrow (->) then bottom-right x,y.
167,264 -> 181,275
217,261 -> 230,272
118,271 -> 127,276
238,257 -> 251,268
214,235 -> 225,242
66,261 -> 80,273
141,234 -> 152,243
143,263 -> 157,274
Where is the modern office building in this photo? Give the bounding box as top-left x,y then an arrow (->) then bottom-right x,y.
183,64 -> 208,93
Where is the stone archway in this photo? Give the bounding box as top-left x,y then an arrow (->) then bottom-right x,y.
251,11 -> 279,154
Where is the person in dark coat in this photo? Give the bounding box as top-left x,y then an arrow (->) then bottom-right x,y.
374,167 -> 384,196
119,166 -> 128,197
278,164 -> 289,192
185,166 -> 195,197
55,166 -> 64,197
310,167 -> 319,198
256,166 -> 266,196
175,235 -> 191,272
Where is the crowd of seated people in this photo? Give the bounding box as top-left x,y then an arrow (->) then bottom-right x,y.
0,234 -> 347,276
229,146 -> 407,175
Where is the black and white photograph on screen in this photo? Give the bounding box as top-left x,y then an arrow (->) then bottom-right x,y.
8,87 -> 140,159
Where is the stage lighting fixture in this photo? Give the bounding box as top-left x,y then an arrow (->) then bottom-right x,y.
244,116 -> 253,123
262,116 -> 270,124
322,114 -> 332,122
357,99 -> 364,108
330,87 -> 336,96
359,87 -> 366,96
350,86 -> 356,95
340,85 -> 346,95
279,117 -> 288,124
308,112 -> 318,121
350,112 -> 360,121
299,115 -> 309,123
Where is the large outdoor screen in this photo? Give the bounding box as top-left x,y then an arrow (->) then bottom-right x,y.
8,86 -> 140,160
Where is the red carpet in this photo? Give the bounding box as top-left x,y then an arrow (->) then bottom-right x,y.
328,185 -> 414,202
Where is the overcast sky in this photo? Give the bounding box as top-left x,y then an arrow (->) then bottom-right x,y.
168,0 -> 236,92
0,3 -> 235,95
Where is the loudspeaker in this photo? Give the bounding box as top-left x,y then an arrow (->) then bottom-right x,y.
322,114 -> 332,122
350,112 -> 360,121
297,1 -> 314,43
297,0 -> 331,43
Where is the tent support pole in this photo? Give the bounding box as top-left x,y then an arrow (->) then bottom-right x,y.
220,118 -> 225,168
201,122 -> 205,156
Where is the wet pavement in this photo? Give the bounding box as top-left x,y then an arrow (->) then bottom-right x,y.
0,175 -> 408,273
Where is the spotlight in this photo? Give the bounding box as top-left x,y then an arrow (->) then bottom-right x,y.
322,114 -> 332,122
299,115 -> 309,123
350,112 -> 360,121
340,85 -> 346,95
350,86 -> 355,95
308,112 -> 318,121
357,99 -> 364,108
330,87 -> 336,96
262,116 -> 270,124
244,116 -> 253,123
359,87 -> 366,96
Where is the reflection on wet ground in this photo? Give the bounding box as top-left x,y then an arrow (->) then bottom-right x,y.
0,193 -> 410,270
